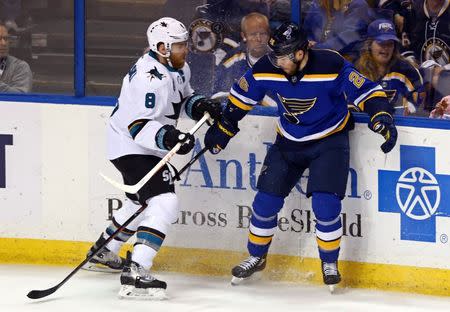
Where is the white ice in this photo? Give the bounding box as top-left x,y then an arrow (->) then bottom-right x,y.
2,264 -> 449,312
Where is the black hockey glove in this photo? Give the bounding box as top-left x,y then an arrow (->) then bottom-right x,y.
368,113 -> 398,153
185,95 -> 223,121
156,125 -> 195,155
204,118 -> 239,154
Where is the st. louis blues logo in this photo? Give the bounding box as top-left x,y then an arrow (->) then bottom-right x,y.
396,167 -> 440,221
277,94 -> 316,124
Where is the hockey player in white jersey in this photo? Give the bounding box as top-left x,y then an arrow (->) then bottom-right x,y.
82,17 -> 222,300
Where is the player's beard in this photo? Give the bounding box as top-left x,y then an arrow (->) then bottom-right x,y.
169,55 -> 185,69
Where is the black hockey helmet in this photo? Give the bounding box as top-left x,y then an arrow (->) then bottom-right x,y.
268,21 -> 308,64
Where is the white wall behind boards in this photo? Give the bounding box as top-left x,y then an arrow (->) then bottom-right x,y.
1,101 -> 449,270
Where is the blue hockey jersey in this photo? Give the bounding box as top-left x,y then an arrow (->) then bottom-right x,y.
226,49 -> 389,142
378,58 -> 424,112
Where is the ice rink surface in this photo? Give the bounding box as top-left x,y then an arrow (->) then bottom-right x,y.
2,264 -> 449,312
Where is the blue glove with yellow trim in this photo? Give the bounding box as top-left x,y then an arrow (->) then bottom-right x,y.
204,118 -> 239,154
368,112 -> 398,153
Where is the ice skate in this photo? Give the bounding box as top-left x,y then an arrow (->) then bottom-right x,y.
321,261 -> 341,293
82,235 -> 125,273
231,254 -> 267,285
118,252 -> 167,300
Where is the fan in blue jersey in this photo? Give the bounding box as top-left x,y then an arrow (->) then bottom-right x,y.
211,12 -> 277,106
204,21 -> 398,291
354,19 -> 424,115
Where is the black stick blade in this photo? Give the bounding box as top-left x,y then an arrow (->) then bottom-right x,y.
27,286 -> 58,299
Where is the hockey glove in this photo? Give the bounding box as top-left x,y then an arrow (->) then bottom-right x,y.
368,113 -> 398,153
204,118 -> 239,154
186,95 -> 223,121
156,125 -> 195,155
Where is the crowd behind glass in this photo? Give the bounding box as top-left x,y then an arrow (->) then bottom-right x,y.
0,0 -> 448,119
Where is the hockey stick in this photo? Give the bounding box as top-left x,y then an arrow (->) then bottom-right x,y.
27,203 -> 147,300
100,113 -> 210,194
27,145 -> 210,300
173,146 -> 208,181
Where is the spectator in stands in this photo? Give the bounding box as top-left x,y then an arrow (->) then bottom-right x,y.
189,0 -> 271,64
0,0 -> 23,32
402,0 -> 449,66
354,19 -> 424,115
376,0 -> 412,34
188,0 -> 290,96
0,22 -> 32,93
303,0 -> 376,61
401,0 -> 449,112
429,95 -> 450,119
211,12 -> 276,106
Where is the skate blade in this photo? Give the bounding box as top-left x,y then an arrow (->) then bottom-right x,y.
231,276 -> 244,286
118,285 -> 168,300
328,284 -> 337,294
81,262 -> 122,273
231,271 -> 262,286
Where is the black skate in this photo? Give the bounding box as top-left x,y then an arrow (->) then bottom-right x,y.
231,254 -> 267,285
118,252 -> 167,300
321,261 -> 341,293
82,234 -> 125,273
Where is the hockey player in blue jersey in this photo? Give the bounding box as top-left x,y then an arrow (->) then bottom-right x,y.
204,21 -> 398,291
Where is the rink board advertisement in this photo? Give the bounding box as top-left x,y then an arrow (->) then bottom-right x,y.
1,101 -> 450,294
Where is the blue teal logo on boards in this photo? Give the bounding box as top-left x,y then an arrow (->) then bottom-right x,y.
378,145 -> 450,242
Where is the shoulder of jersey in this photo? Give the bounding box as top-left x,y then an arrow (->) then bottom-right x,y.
221,46 -> 247,68
306,49 -> 345,74
390,58 -> 420,76
389,58 -> 423,86
134,54 -> 172,88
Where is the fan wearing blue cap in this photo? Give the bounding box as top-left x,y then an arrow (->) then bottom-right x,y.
354,19 -> 424,115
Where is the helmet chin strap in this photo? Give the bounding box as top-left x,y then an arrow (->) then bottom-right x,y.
154,48 -> 175,67
166,54 -> 174,68
154,49 -> 170,58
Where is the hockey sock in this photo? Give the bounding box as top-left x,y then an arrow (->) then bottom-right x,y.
103,218 -> 135,254
132,193 -> 178,270
247,192 -> 284,257
312,192 -> 343,262
133,226 -> 165,270
103,199 -> 143,253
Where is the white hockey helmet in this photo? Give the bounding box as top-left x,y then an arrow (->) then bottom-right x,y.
147,17 -> 189,57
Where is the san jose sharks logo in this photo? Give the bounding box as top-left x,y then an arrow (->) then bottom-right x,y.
147,66 -> 165,81
277,94 -> 317,124
165,91 -> 185,120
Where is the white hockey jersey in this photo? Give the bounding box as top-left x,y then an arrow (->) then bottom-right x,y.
107,52 -> 194,160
